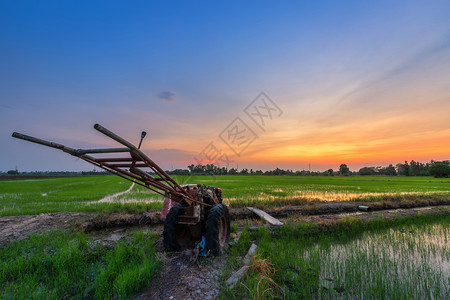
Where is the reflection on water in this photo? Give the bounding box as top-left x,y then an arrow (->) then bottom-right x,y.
301,222 -> 449,299
225,190 -> 450,202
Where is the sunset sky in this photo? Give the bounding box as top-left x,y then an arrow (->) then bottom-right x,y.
1,1 -> 449,172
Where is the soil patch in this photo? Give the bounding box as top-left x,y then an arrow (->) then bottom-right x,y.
0,212 -> 94,246
133,251 -> 227,300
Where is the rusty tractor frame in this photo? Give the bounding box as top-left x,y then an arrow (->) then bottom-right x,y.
12,124 -> 230,255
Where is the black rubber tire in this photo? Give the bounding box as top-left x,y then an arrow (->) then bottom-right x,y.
205,204 -> 230,256
163,204 -> 191,251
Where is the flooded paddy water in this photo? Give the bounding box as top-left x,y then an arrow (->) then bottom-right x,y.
279,218 -> 449,299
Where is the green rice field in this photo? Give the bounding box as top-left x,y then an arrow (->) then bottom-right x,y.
223,213 -> 450,299
0,175 -> 449,216
1,175 -> 449,299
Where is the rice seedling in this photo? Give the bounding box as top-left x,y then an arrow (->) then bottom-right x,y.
224,213 -> 449,299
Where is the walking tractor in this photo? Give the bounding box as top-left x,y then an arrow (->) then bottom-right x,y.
12,124 -> 230,255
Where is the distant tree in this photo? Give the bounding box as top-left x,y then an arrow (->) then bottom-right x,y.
396,161 -> 410,176
169,169 -> 190,175
205,164 -> 216,174
240,168 -> 249,175
429,162 -> 450,178
339,164 -> 350,176
378,164 -> 397,176
7,169 -> 19,175
220,167 -> 228,175
358,167 -> 377,175
388,164 -> 397,176
228,168 -> 238,175
327,169 -> 334,176
407,160 -> 429,176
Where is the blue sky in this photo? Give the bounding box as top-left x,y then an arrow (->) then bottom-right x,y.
1,1 -> 449,172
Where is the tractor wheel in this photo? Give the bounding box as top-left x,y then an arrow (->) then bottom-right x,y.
163,204 -> 191,251
205,204 -> 230,256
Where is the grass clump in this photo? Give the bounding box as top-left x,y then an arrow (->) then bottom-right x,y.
230,222 -> 238,234
242,254 -> 281,300
0,230 -> 161,299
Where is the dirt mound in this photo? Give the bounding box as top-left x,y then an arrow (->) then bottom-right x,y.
0,212 -> 93,246
80,211 -> 161,231
229,198 -> 450,219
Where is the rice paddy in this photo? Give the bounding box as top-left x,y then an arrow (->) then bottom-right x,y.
1,175 -> 449,216
0,176 -> 160,216
1,175 -> 448,298
224,213 -> 450,299
111,175 -> 450,207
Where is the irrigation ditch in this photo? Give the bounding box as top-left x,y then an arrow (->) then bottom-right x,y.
1,198 -> 449,246
69,197 -> 450,234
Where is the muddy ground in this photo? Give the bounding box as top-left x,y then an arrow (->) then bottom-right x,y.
1,199 -> 449,246
0,201 -> 449,299
134,250 -> 228,300
0,212 -> 94,246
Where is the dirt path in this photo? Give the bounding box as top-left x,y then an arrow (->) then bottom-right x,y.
96,182 -> 135,203
134,251 -> 227,300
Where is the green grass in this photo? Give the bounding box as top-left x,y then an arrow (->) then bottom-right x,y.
185,175 -> 450,206
0,175 -> 162,216
0,230 -> 161,299
222,213 -> 450,299
1,175 -> 449,216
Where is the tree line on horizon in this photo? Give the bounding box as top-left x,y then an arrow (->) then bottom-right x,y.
4,160 -> 449,178
172,160 -> 450,178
